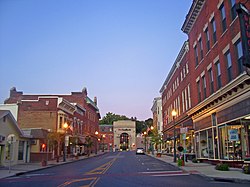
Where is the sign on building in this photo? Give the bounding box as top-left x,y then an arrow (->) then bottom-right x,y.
228,129 -> 239,141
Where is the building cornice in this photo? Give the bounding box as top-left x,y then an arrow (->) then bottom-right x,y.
181,0 -> 206,34
160,41 -> 189,94
187,73 -> 250,119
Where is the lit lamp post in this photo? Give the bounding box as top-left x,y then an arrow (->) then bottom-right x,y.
172,110 -> 177,163
143,131 -> 147,152
63,123 -> 69,162
102,135 -> 105,152
95,131 -> 99,153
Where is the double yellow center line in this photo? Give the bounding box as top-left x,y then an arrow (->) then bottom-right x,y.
58,153 -> 119,187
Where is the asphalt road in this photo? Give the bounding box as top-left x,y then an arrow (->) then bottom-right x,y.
0,151 -> 249,187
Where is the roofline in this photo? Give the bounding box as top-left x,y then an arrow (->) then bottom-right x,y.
181,0 -> 205,34
160,41 -> 189,93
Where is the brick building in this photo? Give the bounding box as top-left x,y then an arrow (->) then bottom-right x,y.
160,41 -> 194,155
161,0 -> 250,164
4,87 -> 100,161
98,124 -> 114,152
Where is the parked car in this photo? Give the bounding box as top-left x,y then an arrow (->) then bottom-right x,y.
136,148 -> 145,155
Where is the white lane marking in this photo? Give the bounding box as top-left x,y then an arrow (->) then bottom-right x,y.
152,173 -> 190,177
140,170 -> 183,174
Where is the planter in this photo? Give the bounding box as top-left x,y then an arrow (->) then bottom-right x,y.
41,160 -> 47,166
156,153 -> 162,157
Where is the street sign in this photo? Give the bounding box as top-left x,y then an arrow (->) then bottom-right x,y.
180,127 -> 188,134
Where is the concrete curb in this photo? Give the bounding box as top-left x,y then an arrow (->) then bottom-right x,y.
2,152 -> 107,179
147,153 -> 250,184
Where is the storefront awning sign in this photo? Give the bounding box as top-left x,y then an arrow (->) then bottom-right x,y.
228,129 -> 239,141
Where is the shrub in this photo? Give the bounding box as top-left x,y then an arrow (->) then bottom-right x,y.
242,164 -> 250,174
192,158 -> 198,163
177,158 -> 183,166
215,163 -> 229,171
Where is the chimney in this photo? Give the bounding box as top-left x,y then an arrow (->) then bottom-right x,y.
94,97 -> 97,105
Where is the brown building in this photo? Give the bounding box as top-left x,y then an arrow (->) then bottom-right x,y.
4,87 -> 100,160
98,124 -> 114,152
161,0 -> 250,165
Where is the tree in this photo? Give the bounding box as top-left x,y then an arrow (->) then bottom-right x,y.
47,131 -> 63,158
136,120 -> 146,134
85,136 -> 93,157
149,128 -> 162,152
99,112 -> 129,124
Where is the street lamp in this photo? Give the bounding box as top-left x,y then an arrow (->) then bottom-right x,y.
102,135 -> 105,152
172,110 -> 177,163
143,131 -> 147,152
63,123 -> 69,162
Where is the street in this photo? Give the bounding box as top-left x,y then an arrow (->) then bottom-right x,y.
0,151 -> 249,187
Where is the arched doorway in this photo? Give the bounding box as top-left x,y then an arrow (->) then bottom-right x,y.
120,133 -> 129,151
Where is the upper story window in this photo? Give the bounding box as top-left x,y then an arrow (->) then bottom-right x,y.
199,38 -> 204,60
197,79 -> 201,102
215,61 -> 222,89
208,68 -> 214,94
202,75 -> 207,99
230,0 -> 237,21
225,51 -> 233,82
235,40 -> 244,74
186,62 -> 189,74
211,18 -> 217,44
205,28 -> 210,51
194,45 -> 198,67
219,3 -> 227,33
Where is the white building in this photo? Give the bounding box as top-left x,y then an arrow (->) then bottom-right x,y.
113,120 -> 136,151
151,97 -> 163,135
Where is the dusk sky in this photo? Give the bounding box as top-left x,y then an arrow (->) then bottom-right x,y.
0,0 -> 191,120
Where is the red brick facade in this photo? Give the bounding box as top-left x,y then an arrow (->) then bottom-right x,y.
4,87 -> 101,159
161,0 -> 250,164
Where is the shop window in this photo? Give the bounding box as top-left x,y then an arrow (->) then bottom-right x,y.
207,129 -> 214,159
200,131 -> 208,158
18,141 -> 24,160
218,124 -> 243,160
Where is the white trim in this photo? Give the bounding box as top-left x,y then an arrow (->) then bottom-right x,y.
196,76 -> 200,82
207,63 -> 212,70
203,23 -> 208,32
201,71 -> 205,77
209,12 -> 215,22
232,32 -> 241,44
217,0 -> 224,9
198,33 -> 201,41
193,41 -> 197,48
222,44 -> 230,54
213,55 -> 219,64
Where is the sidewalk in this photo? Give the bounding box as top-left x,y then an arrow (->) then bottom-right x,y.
148,153 -> 250,183
0,152 -> 106,179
